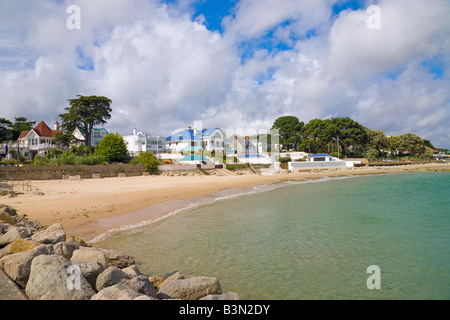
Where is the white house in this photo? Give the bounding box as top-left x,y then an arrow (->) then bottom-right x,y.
123,129 -> 166,156
288,153 -> 355,171
11,121 -> 61,159
166,126 -> 226,154
72,127 -> 109,147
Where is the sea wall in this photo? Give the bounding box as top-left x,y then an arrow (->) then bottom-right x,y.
0,204 -> 240,300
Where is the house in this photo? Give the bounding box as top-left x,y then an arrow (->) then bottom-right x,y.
288,153 -> 355,171
72,127 -> 109,147
123,129 -> 166,156
166,126 -> 226,154
307,153 -> 334,162
11,121 -> 61,159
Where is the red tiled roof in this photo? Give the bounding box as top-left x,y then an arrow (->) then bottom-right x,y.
16,121 -> 61,141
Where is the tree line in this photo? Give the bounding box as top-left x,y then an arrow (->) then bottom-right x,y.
271,115 -> 447,159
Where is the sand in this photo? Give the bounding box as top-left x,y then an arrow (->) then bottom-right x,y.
1,163 -> 448,241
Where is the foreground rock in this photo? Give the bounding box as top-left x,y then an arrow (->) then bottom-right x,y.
158,276 -> 222,300
0,203 -> 240,300
25,254 -> 95,300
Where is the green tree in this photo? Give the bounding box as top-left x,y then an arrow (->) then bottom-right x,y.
60,95 -> 112,147
331,117 -> 368,157
11,117 -> 36,141
272,116 -> 304,151
96,132 -> 128,163
365,128 -> 388,158
387,135 -> 405,156
400,133 -> 426,156
0,118 -> 13,142
303,119 -> 326,153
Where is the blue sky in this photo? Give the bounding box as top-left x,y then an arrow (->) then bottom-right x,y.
0,0 -> 449,149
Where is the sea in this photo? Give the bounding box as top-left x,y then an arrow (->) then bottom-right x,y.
95,171 -> 450,300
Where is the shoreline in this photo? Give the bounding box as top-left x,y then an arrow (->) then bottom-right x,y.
1,163 -> 449,242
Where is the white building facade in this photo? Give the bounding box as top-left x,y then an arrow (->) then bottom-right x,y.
124,129 -> 166,156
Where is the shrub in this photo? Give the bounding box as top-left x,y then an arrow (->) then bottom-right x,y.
96,133 -> 129,163
134,152 -> 159,174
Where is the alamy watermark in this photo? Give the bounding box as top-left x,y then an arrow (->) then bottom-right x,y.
66,5 -> 81,30
366,265 -> 381,289
367,5 -> 381,30
66,265 -> 81,290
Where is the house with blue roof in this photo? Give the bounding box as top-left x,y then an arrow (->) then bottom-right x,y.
166,126 -> 226,154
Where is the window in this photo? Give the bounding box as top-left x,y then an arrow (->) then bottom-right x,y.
214,132 -> 222,139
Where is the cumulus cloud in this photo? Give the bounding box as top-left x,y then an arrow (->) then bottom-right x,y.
0,0 -> 449,148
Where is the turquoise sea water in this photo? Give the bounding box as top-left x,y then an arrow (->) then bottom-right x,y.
96,172 -> 450,300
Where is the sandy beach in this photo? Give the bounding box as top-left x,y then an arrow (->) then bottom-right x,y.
1,163 -> 448,241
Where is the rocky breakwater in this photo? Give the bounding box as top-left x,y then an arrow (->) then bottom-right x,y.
0,204 -> 240,300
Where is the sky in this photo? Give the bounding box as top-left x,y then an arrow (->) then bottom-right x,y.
0,0 -> 449,148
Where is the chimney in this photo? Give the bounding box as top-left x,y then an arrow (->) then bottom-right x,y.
133,128 -> 137,135
54,121 -> 59,130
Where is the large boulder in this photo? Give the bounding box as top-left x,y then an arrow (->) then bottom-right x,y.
0,226 -> 32,247
124,275 -> 157,298
53,242 -> 74,260
158,276 -> 222,300
71,247 -> 135,269
25,254 -> 95,300
91,283 -> 144,300
0,244 -> 54,288
71,261 -> 103,288
71,247 -> 108,269
31,223 -> 66,244
95,266 -> 126,291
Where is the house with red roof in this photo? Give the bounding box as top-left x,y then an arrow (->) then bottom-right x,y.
11,121 -> 61,160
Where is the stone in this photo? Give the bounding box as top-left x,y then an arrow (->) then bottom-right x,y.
95,266 -> 126,291
0,212 -> 16,225
25,254 -> 95,300
0,226 -> 32,247
0,268 -> 27,300
71,247 -> 108,269
72,261 -> 103,289
31,223 -> 66,244
158,276 -> 222,300
0,244 -> 54,288
66,236 -> 90,250
69,175 -> 81,181
121,264 -> 142,279
8,239 -> 38,254
148,275 -> 165,291
200,292 -> 241,300
53,241 -> 74,260
91,283 -> 143,300
70,247 -> 134,269
0,204 -> 17,217
124,275 -> 157,298
100,248 -> 135,268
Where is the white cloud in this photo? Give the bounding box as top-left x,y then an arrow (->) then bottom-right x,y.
0,0 -> 449,148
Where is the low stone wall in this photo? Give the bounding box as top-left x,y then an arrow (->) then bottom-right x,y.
0,164 -> 146,181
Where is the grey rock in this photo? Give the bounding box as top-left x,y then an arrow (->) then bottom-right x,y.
53,241 -> 74,260
121,264 -> 142,279
0,244 -> 54,288
91,283 -> 142,300
25,254 -> 95,300
72,260 -> 103,289
0,226 -> 32,247
123,275 -> 157,298
95,266 -> 126,291
31,223 -> 66,244
158,276 -> 222,300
